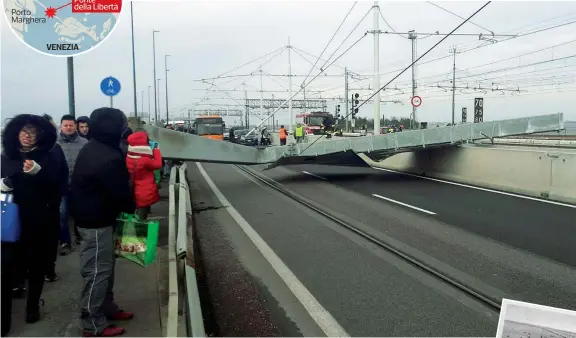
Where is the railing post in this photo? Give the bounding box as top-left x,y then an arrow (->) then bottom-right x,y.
167,165 -> 179,337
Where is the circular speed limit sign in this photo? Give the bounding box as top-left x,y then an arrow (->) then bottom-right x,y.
411,96 -> 422,107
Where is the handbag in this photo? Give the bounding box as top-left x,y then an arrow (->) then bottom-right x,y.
1,192 -> 21,242
114,213 -> 160,267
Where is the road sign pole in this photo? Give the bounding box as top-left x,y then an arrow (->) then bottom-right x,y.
101,76 -> 121,109
67,57 -> 76,117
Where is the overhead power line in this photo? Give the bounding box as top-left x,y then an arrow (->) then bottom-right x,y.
299,1 -> 493,155
377,6 -> 407,39
339,19 -> 576,86
317,7 -> 372,75
354,2 -> 493,114
390,41 -> 576,86
426,1 -> 494,34
217,46 -> 285,78
300,2 -> 357,87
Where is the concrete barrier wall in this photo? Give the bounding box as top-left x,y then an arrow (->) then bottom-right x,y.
360,145 -> 576,205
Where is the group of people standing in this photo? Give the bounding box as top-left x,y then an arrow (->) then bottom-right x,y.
1,107 -> 163,337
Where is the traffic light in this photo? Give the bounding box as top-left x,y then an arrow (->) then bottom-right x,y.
335,104 -> 341,119
351,93 -> 359,118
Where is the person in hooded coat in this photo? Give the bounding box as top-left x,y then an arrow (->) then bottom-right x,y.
76,115 -> 90,139
119,125 -> 133,158
126,130 -> 163,220
69,107 -> 136,337
1,114 -> 68,335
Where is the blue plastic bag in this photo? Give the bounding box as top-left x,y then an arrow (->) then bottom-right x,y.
1,193 -> 20,242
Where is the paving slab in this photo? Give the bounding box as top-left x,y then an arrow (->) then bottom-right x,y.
7,182 -> 171,337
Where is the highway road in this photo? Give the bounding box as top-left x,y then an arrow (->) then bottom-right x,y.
187,162 -> 576,337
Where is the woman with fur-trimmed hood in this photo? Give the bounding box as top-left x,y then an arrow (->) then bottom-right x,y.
1,114 -> 68,335
126,130 -> 163,220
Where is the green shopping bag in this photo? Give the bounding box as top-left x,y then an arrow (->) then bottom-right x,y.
115,213 -> 160,267
154,169 -> 162,184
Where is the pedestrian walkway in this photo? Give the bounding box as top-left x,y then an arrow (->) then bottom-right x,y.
7,184 -> 171,337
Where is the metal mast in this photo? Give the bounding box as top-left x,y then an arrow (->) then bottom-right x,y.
450,46 -> 457,125
288,37 -> 294,132
372,1 -> 381,135
152,30 -> 159,123
409,30 -> 418,129
244,84 -> 249,127
344,67 -> 349,132
259,69 -> 264,121
147,86 -> 151,121
165,54 -> 170,124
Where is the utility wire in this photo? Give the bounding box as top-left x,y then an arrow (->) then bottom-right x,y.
217,46 -> 285,77
515,19 -> 576,38
500,11 -> 576,34
291,46 -> 349,71
426,1 -> 494,34
300,2 -> 357,87
378,7 -> 409,39
297,1 -> 492,155
452,54 -> 576,81
356,1 -> 493,112
391,41 -> 576,87
244,32 -> 368,137
318,7 -> 372,73
339,19 -> 576,85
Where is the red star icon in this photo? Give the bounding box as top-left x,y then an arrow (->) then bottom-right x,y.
45,6 -> 57,18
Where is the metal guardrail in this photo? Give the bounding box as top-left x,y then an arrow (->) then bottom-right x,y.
168,163 -> 206,337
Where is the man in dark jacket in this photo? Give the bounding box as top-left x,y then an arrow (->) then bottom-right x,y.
1,114 -> 68,334
53,114 -> 88,259
76,115 -> 90,139
69,108 -> 136,337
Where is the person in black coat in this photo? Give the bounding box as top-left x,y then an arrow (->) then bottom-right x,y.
69,107 -> 136,337
119,126 -> 133,158
1,114 -> 68,335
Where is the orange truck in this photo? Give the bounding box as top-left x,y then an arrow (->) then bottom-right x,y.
193,115 -> 224,141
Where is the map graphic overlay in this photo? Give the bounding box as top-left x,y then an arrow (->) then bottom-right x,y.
3,0 -> 122,57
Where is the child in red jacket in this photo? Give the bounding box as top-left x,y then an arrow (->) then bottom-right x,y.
126,130 -> 163,219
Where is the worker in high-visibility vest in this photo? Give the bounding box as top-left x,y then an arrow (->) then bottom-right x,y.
278,125 -> 287,146
295,123 -> 305,143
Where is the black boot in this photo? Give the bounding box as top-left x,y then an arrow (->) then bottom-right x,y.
25,299 -> 44,324
1,320 -> 10,337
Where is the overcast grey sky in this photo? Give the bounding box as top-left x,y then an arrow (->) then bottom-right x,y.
2,0 -> 576,126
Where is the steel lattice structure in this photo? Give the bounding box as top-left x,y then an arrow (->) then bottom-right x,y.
245,99 -> 327,110
193,109 -> 244,117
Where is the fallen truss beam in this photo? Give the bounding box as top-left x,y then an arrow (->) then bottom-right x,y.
141,113 -> 565,167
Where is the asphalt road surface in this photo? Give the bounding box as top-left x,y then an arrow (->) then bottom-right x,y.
258,164 -> 576,310
188,162 -> 500,337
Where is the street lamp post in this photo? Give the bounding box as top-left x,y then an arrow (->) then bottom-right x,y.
148,85 -> 151,122
130,2 -> 138,117
141,90 -> 144,117
164,54 -> 171,124
157,78 -> 161,123
152,30 -> 160,123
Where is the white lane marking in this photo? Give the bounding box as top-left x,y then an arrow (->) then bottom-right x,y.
196,163 -> 349,337
302,171 -> 327,180
372,194 -> 437,215
371,167 -> 576,209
